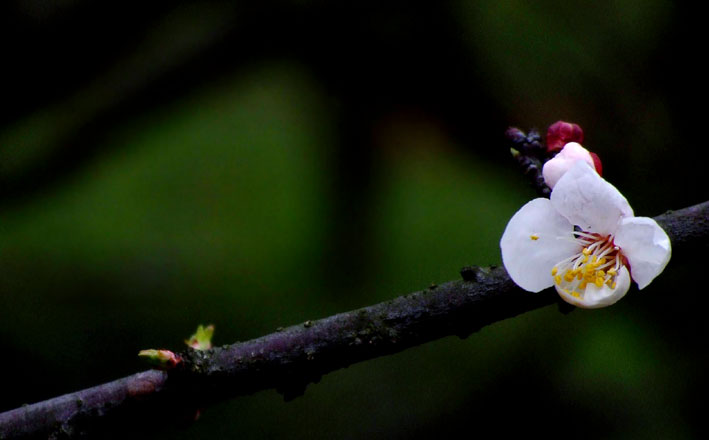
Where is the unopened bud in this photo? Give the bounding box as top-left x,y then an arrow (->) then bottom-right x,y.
590,152 -> 603,176
505,127 -> 527,144
185,324 -> 215,351
138,349 -> 181,369
546,121 -> 584,153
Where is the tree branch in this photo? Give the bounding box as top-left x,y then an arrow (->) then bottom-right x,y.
2,200 -> 708,439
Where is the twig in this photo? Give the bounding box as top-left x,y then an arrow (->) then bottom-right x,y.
505,127 -> 551,197
1,201 -> 707,439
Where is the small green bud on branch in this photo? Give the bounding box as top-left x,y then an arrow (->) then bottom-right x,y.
137,349 -> 181,370
185,324 -> 215,351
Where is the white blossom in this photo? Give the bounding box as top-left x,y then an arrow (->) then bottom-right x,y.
500,161 -> 671,308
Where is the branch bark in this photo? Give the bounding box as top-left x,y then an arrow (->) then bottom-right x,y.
2,200 -> 708,439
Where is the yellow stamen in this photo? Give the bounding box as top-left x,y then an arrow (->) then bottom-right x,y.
530,234 -> 539,241
551,233 -> 624,301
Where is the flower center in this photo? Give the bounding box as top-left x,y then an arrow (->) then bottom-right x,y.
551,232 -> 624,299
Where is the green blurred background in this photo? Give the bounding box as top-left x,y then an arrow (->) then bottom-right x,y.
1,1 -> 707,438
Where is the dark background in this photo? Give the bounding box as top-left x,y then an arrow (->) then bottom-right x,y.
1,1 -> 707,438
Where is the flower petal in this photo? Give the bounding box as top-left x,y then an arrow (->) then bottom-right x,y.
542,142 -> 595,188
614,217 -> 672,289
500,198 -> 579,292
550,161 -> 633,235
556,265 -> 631,309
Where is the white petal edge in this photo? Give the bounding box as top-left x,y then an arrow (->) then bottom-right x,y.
500,198 -> 579,292
550,161 -> 634,236
556,265 -> 631,309
614,216 -> 672,289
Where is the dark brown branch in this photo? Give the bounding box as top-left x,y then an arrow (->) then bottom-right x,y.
0,371 -> 169,439
1,201 -> 708,439
505,127 -> 552,197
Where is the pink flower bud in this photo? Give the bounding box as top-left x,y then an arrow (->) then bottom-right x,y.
546,121 -> 584,153
542,142 -> 596,188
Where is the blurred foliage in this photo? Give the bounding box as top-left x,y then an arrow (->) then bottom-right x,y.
0,0 -> 707,439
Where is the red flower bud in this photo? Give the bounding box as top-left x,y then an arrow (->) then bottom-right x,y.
546,121 -> 584,153
590,152 -> 603,176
